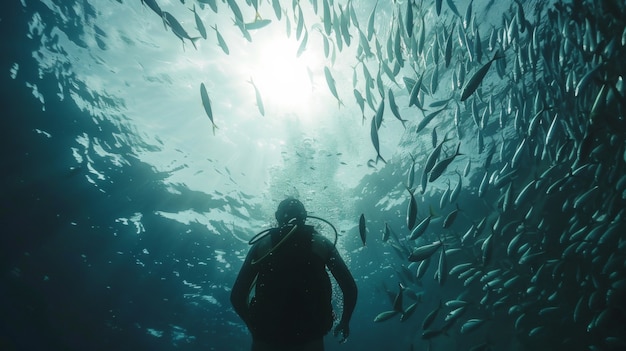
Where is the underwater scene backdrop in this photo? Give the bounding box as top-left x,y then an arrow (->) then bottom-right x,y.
2,0 -> 626,350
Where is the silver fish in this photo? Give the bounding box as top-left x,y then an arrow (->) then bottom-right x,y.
460,50 -> 504,101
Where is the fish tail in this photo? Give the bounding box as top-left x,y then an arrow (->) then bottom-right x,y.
191,37 -> 201,50
377,154 -> 387,164
429,205 -> 438,218
405,186 -> 414,195
493,49 -> 505,61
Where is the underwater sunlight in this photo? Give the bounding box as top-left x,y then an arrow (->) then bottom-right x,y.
3,0 -> 626,350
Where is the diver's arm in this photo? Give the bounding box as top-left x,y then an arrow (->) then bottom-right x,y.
230,247 -> 258,326
327,245 -> 357,329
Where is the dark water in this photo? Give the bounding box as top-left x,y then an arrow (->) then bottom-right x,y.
2,0 -> 626,350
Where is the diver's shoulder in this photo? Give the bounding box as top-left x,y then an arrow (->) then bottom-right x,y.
311,230 -> 334,258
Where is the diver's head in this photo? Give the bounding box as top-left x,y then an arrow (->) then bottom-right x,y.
275,198 -> 307,227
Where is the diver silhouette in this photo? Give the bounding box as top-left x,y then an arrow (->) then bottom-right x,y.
231,198 -> 358,351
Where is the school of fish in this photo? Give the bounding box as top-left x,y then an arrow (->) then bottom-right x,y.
142,0 -> 626,350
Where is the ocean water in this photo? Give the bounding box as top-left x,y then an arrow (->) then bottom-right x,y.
2,0 -> 625,350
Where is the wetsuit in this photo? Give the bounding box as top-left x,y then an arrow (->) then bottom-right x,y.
231,225 -> 357,351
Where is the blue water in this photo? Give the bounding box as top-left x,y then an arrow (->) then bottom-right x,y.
2,0 -> 626,350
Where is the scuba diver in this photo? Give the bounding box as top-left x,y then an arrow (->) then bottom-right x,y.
231,198 -> 358,351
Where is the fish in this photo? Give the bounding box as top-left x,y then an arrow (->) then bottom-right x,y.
420,166 -> 429,194
141,0 -> 163,17
394,24 -> 405,67
366,1 -> 378,41
295,3 -> 305,40
408,73 -> 425,108
246,78 -> 265,116
463,159 -> 471,177
353,89 -> 366,123
445,23 -> 455,68
400,301 -> 418,322
421,328 -> 445,340
364,81 -> 377,112
271,0 -> 282,20
444,305 -> 468,323
383,222 -> 391,242
190,4 -> 206,39
446,0 -> 462,18
448,172 -> 462,203
233,16 -> 252,42
197,0 -> 217,12
408,241 -> 442,262
478,170 -> 489,198
324,66 -> 343,107
284,9 -> 291,37
430,64 -> 439,94
406,0 -> 414,37
374,310 -> 399,322
374,97 -> 384,130
511,138 -> 527,169
200,83 -> 217,134
442,204 -> 459,229
424,132 -> 454,175
162,12 -> 201,50
445,299 -> 471,308
370,114 -> 386,164
463,0 -> 473,30
226,0 -> 243,23
431,126 -> 438,148
322,0 -> 331,35
339,5 -> 351,46
210,25 -> 229,55
429,142 -> 463,182
481,233 -> 493,266
422,301 -> 442,330
416,257 -> 430,279
296,29 -> 308,57
415,105 -> 448,134
393,283 -> 404,312
460,50 -> 504,101
357,28 -> 374,58
359,213 -> 366,246
436,247 -> 448,285
406,187 -> 418,230
388,89 -> 407,128
407,154 -> 416,189
245,19 -> 272,31
409,214 -> 431,240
